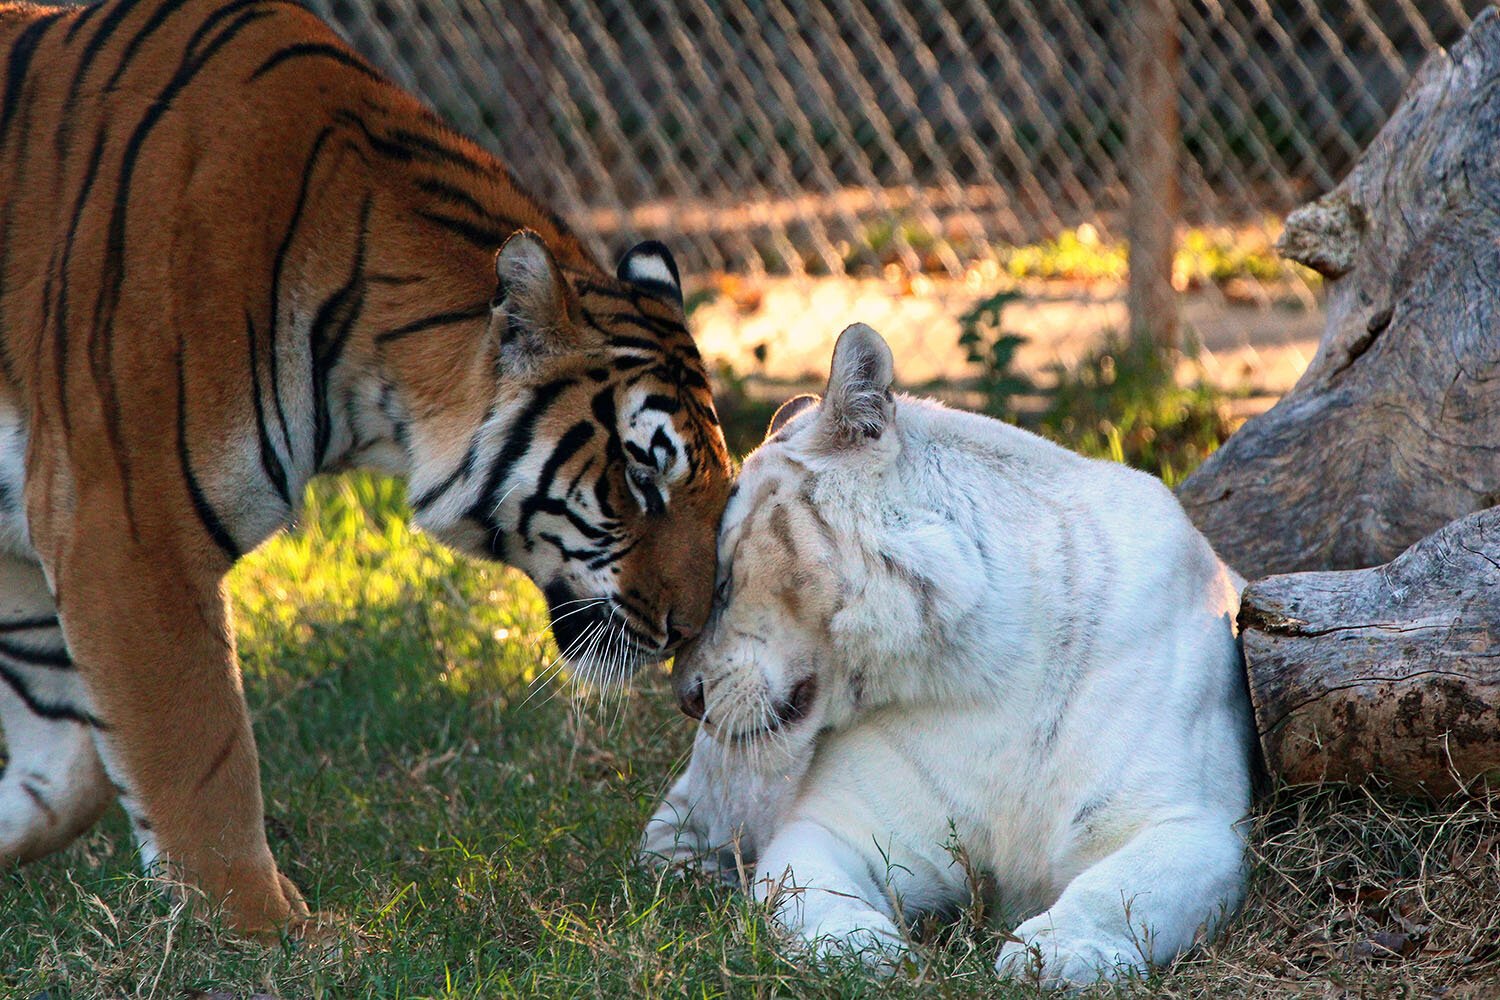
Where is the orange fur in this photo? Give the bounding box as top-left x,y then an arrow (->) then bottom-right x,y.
0,0 -> 730,935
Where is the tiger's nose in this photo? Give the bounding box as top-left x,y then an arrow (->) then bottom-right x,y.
676,675 -> 706,720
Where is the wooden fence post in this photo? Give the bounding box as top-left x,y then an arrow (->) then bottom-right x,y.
1126,0 -> 1181,352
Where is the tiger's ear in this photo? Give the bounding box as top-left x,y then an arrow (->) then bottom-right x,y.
816,323 -> 895,445
491,230 -> 586,371
617,240 -> 683,308
766,393 -> 820,439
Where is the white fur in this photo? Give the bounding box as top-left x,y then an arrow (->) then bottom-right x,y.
641,326 -> 1254,988
0,553 -> 114,865
620,252 -> 677,291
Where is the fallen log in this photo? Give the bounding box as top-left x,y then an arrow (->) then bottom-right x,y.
1240,507 -> 1500,796
1177,8 -> 1500,580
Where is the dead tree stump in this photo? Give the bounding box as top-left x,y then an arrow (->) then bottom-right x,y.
1173,11 -> 1500,792
1177,8 -> 1500,581
1240,508 -> 1500,796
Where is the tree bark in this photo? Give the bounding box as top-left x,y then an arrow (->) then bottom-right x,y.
1240,508 -> 1500,797
1176,8 -> 1500,580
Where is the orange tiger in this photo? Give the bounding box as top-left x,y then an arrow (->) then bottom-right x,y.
0,0 -> 731,936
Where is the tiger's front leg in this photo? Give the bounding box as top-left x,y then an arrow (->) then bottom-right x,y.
30,484 -> 308,937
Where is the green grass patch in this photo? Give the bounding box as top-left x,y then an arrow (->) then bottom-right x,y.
1037,336 -> 1236,487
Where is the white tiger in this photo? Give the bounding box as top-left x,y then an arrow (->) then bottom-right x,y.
640,324 -> 1255,988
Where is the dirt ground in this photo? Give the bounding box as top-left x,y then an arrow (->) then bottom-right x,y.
690,272 -> 1324,400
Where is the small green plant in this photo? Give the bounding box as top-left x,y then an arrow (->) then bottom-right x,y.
1000,225 -> 1129,282
957,290 -> 1034,422
682,285 -> 719,317
1040,335 -> 1233,485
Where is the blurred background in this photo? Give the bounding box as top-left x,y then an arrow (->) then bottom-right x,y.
317,0 -> 1485,469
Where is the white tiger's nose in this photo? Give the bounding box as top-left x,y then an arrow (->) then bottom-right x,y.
676,674 -> 706,720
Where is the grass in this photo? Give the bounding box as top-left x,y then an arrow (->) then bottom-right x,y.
1036,335 -> 1237,487
4,441 -> 1499,998
836,219 -> 1317,296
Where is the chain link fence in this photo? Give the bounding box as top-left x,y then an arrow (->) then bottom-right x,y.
317,1 -> 1480,265
308,0 -> 1489,396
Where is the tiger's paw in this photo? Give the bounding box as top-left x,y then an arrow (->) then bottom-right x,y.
284,907 -> 370,958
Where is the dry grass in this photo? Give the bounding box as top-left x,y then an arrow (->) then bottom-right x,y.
1158,784 -> 1500,999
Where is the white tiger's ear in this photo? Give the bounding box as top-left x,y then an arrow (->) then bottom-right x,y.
491,230 -> 586,371
817,323 -> 895,445
766,393 -> 820,439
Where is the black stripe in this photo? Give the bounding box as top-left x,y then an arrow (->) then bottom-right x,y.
536,531 -> 603,563
63,0 -> 105,44
387,126 -> 489,175
270,126 -> 337,463
518,421 -> 596,538
411,414 -> 489,513
565,456 -> 597,497
590,387 -> 624,521
248,41 -> 384,85
596,333 -> 662,355
649,426 -> 678,461
0,663 -> 102,728
590,385 -> 625,463
0,635 -> 71,669
524,494 -> 616,543
374,303 -> 489,345
660,362 -> 711,393
639,394 -> 681,415
0,2 -> 56,384
245,311 -> 291,506
414,209 -> 509,252
572,278 -> 640,304
58,0 -> 194,165
194,728 -> 238,792
21,780 -> 57,824
102,0 -> 210,93
464,380 -> 572,549
586,537 -> 637,571
0,615 -> 59,633
331,109 -> 420,163
367,271 -> 428,287
0,8 -> 63,147
51,133 -> 110,437
332,111 -> 492,178
176,344 -> 241,561
603,310 -> 685,341
414,176 -> 491,220
309,195 -> 372,466
67,0 -> 147,100
617,591 -> 656,625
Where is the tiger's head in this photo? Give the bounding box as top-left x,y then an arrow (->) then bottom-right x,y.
671,324 -> 986,760
397,231 -> 732,678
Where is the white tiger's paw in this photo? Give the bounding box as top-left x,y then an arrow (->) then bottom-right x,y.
638,813 -> 739,883
638,821 -> 696,869
994,919 -> 1147,990
792,907 -> 911,974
